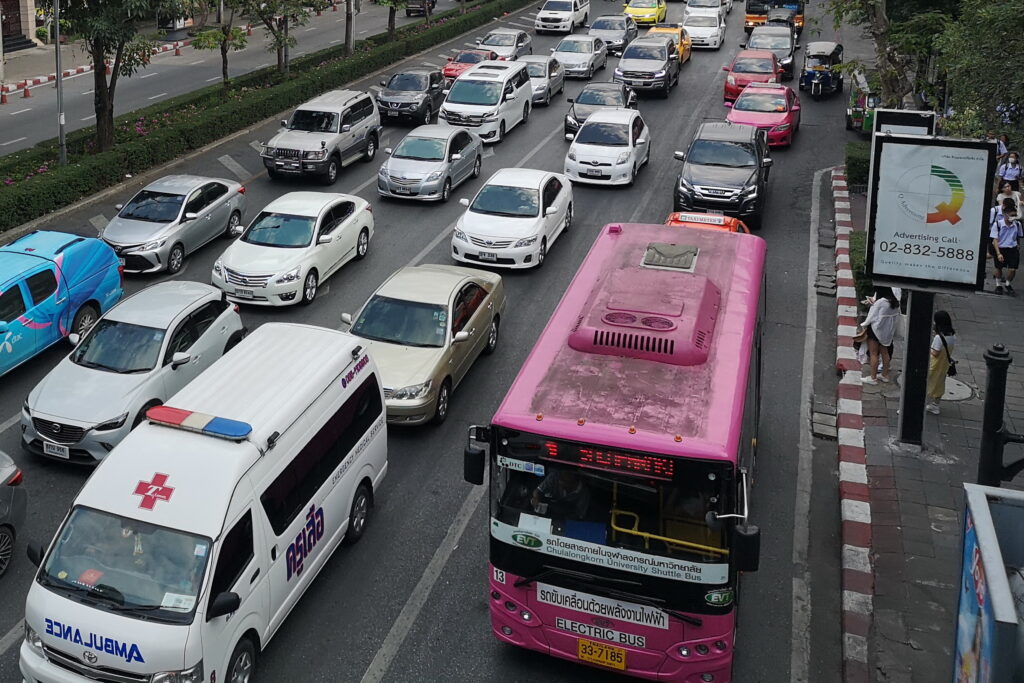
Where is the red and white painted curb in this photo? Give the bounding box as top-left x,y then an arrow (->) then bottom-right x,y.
1,41 -> 191,96
832,167 -> 873,683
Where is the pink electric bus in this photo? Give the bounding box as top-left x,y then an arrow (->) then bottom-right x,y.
464,222 -> 766,681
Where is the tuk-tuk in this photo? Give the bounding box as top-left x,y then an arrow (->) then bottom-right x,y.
846,70 -> 880,134
799,41 -> 843,100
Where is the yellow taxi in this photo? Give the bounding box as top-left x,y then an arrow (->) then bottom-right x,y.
664,211 -> 751,233
647,23 -> 692,64
623,0 -> 667,25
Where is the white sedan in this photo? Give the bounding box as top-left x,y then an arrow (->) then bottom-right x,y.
564,108 -> 651,186
451,168 -> 573,269
551,36 -> 609,79
212,192 -> 373,306
684,14 -> 725,49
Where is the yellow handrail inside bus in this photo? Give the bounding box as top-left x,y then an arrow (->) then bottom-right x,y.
610,509 -> 730,557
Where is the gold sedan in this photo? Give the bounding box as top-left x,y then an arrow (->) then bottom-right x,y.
647,23 -> 693,65
342,264 -> 506,426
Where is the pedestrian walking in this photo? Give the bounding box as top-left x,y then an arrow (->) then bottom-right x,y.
926,310 -> 956,415
861,286 -> 900,385
991,202 -> 1022,294
997,151 -> 1021,192
996,182 -> 1022,210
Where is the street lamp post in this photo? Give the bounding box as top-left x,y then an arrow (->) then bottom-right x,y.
54,0 -> 68,165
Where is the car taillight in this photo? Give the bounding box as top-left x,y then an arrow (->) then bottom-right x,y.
232,304 -> 240,313
6,469 -> 23,486
365,205 -> 373,213
118,265 -> 124,285
238,185 -> 246,194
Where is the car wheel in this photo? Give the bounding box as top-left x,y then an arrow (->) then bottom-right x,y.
559,78 -> 565,94
356,228 -> 370,260
301,270 -> 319,305
422,104 -> 432,125
536,237 -> 548,268
224,210 -> 242,238
661,82 -> 671,99
321,156 -> 340,186
0,526 -> 14,578
564,202 -> 573,232
363,134 -> 378,162
543,88 -> 551,106
497,121 -> 506,142
226,638 -> 256,683
472,156 -> 482,178
71,303 -> 99,338
267,168 -> 279,180
484,317 -> 500,355
441,178 -> 452,203
167,243 -> 185,275
522,103 -> 530,124
133,400 -> 162,429
224,329 -> 246,354
600,55 -> 607,70
585,65 -> 592,79
343,483 -> 372,545
431,379 -> 452,425
628,163 -> 637,186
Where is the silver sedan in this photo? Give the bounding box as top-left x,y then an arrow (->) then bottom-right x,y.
551,35 -> 609,79
378,125 -> 484,202
101,175 -> 246,275
520,55 -> 566,106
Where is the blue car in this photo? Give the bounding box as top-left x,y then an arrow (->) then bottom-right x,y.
0,231 -> 123,377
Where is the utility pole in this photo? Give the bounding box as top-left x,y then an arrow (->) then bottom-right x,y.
54,0 -> 68,165
1,9 -> 6,89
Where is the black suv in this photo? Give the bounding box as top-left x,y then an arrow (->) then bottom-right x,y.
672,121 -> 773,229
376,67 -> 446,125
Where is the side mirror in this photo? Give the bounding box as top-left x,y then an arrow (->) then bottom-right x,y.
723,101 -> 733,108
721,65 -> 729,71
564,133 -> 575,141
504,93 -> 517,102
230,223 -> 244,236
733,524 -> 761,572
739,39 -> 746,47
795,42 -> 801,50
171,352 -> 191,369
341,312 -> 353,326
566,97 -> 574,103
673,151 -> 685,161
464,444 -> 485,485
442,88 -> 450,95
459,198 -> 470,207
431,82 -> 441,90
763,157 -> 773,167
545,206 -> 558,216
451,153 -> 462,161
379,79 -> 387,87
453,330 -> 471,343
549,47 -> 555,52
68,332 -> 80,346
341,124 -> 352,133
636,137 -> 646,145
184,212 -> 199,221
669,52 -> 679,60
280,119 -> 289,128
115,203 -> 124,211
207,592 -> 242,620
475,38 -> 482,44
27,542 -> 44,568
791,104 -> 800,112
318,233 -> 334,244
385,147 -> 393,155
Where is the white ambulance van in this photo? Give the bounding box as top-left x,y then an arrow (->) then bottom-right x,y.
20,322 -> 387,683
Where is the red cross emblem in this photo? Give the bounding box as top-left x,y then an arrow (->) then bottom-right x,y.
133,473 -> 175,510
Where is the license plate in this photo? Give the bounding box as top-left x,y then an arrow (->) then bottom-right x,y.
629,79 -> 649,87
708,209 -> 724,215
117,257 -> 125,266
277,162 -> 300,170
234,288 -> 254,299
577,638 -> 626,670
393,187 -> 411,194
387,110 -> 399,117
43,441 -> 70,459
478,252 -> 497,262
585,168 -> 603,176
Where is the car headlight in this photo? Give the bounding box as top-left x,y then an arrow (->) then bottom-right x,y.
653,70 -> 666,78
141,238 -> 166,251
614,68 -> 624,76
390,380 -> 432,400
275,266 -> 301,284
94,412 -> 129,431
304,149 -> 328,160
567,150 -> 576,161
378,164 -> 388,177
261,145 -> 275,156
23,397 -> 31,416
24,624 -> 43,657
439,108 -> 450,119
616,151 -> 630,165
742,184 -> 758,196
565,112 -> 578,125
454,228 -> 468,241
514,235 -> 538,248
212,258 -> 223,276
678,177 -> 694,192
426,170 -> 444,181
151,661 -> 204,683
482,110 -> 501,122
772,123 -> 791,132
727,75 -> 736,85
533,85 -> 545,92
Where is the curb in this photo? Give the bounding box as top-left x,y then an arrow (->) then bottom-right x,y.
832,167 -> 873,683
1,42 -> 191,95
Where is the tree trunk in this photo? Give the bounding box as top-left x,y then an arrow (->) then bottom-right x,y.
220,25 -> 230,84
345,0 -> 354,56
90,41 -> 123,152
387,6 -> 395,41
283,16 -> 290,75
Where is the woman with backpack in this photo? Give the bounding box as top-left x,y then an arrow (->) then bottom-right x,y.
926,310 -> 956,415
998,151 -> 1021,192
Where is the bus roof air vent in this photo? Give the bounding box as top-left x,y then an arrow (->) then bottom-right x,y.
568,265 -> 721,366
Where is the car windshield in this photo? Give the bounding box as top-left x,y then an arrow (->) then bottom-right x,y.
628,0 -> 658,7
688,0 -> 719,6
454,51 -> 487,64
386,73 -> 429,91
351,295 -> 447,348
590,17 -> 625,30
71,319 -> 165,374
576,122 -> 630,146
555,39 -> 593,53
576,87 -> 625,105
622,44 -> 665,60
241,211 -> 315,248
542,0 -> 572,10
118,191 -> 185,223
40,506 -> 211,625
684,15 -> 717,26
482,33 -> 517,46
446,79 -> 501,106
526,63 -> 547,78
471,184 -> 540,217
732,57 -> 775,73
748,34 -> 791,49
393,136 -> 446,161
805,55 -> 831,68
687,139 -> 757,167
734,92 -> 788,112
287,109 -> 339,133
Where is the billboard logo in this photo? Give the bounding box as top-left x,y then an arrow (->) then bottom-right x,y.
511,532 -> 542,548
894,164 -> 965,226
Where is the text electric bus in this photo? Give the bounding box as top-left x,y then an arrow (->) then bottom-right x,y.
464,222 -> 766,681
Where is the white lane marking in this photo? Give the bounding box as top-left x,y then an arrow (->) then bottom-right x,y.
8,108 -> 31,116
257,63 -> 270,69
359,485 -> 486,683
206,76 -> 221,82
249,140 -> 265,153
369,85 -> 381,93
147,92 -> 168,100
139,72 -> 159,79
189,59 -> 204,65
89,214 -> 109,232
421,62 -> 439,68
305,26 -> 317,31
81,89 -> 94,95
482,147 -> 494,158
436,53 -> 449,59
0,137 -> 28,146
331,38 -> 342,43
0,412 -> 21,435
790,166 -> 828,683
463,42 -> 478,48
336,17 -> 344,22
0,619 -> 24,659
359,29 -> 369,34
81,114 -> 96,121
218,154 -> 251,181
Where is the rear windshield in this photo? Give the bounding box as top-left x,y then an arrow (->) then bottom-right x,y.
590,17 -> 625,30
119,191 -> 184,223
576,122 -> 630,146
621,44 -> 666,60
732,57 -> 775,73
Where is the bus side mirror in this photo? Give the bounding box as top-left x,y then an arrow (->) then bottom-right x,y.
464,445 -> 485,484
27,542 -> 44,567
207,592 -> 241,620
733,524 -> 760,572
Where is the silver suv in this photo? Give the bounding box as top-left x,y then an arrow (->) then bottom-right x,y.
260,90 -> 383,185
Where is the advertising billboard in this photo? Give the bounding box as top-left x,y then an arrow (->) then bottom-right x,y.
954,508 -> 995,682
866,136 -> 995,291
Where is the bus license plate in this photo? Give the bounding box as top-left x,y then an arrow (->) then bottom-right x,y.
234,288 -> 254,299
43,441 -> 70,459
577,638 -> 626,670
708,209 -> 724,215
478,252 -> 497,262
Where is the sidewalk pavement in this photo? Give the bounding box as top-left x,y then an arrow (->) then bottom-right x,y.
834,183 -> 1024,682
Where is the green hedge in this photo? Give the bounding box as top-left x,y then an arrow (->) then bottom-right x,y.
848,229 -> 872,303
845,141 -> 870,187
0,0 -> 531,234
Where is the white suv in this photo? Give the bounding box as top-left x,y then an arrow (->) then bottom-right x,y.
260,90 -> 382,185
535,0 -> 590,33
439,61 -> 533,143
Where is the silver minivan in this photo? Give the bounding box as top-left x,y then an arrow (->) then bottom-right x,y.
378,125 -> 484,202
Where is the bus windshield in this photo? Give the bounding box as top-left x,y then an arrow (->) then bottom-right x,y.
490,431 -> 732,575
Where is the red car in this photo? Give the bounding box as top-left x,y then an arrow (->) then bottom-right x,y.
722,49 -> 782,103
725,83 -> 801,147
442,49 -> 499,82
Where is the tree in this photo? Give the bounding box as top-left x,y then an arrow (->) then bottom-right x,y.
233,0 -> 327,74
191,9 -> 248,86
378,0 -> 408,41
345,0 -> 354,56
825,0 -> 912,107
47,0 -> 180,152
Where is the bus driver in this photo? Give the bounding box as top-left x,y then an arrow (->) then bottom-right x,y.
531,470 -> 591,520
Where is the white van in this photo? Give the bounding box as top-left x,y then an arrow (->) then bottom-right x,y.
438,61 -> 533,144
20,322 -> 387,683
534,0 -> 590,33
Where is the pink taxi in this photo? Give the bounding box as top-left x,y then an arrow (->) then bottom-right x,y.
725,82 -> 801,147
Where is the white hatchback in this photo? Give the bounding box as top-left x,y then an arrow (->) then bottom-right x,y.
564,108 -> 651,185
451,168 -> 573,269
212,192 -> 373,306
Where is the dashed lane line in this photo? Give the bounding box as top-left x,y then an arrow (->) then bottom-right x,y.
206,76 -> 221,82
89,214 -> 109,233
189,59 -> 204,65
81,114 -> 96,121
0,137 -> 28,146
139,72 -> 159,79
147,92 -> 168,100
218,154 -> 252,181
8,108 -> 31,116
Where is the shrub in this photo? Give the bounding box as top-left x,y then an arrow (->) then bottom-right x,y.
845,141 -> 871,187
848,229 -> 872,303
